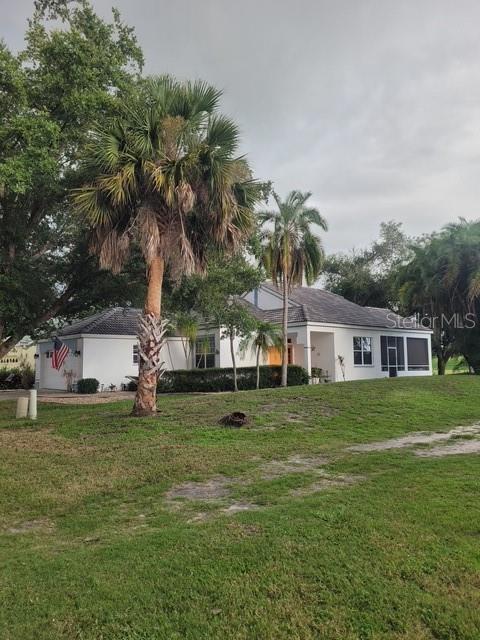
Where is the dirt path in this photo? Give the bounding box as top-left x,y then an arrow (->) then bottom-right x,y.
0,390 -> 135,404
347,424 -> 480,452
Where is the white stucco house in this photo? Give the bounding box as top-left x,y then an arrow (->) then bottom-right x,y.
35,283 -> 432,390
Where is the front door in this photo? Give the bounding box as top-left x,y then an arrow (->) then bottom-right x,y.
267,340 -> 293,365
388,345 -> 398,377
268,347 -> 282,365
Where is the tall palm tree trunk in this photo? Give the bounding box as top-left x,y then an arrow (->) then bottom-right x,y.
133,255 -> 165,416
229,331 -> 238,392
281,274 -> 289,387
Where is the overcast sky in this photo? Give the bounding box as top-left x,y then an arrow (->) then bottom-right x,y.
3,0 -> 480,253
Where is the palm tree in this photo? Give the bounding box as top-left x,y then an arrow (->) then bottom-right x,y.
240,320 -> 282,389
260,191 -> 327,386
73,76 -> 260,415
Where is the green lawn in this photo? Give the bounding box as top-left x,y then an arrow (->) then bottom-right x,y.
1,377 -> 480,639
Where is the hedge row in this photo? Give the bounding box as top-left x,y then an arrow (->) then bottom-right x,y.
156,365 -> 309,393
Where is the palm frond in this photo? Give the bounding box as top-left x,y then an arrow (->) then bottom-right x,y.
206,116 -> 240,156
260,190 -> 327,289
74,74 -> 258,280
72,185 -> 113,226
301,208 -> 328,231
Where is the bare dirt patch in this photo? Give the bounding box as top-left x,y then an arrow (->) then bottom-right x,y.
165,476 -> 233,501
185,502 -> 259,524
39,392 -> 135,405
348,424 -> 480,453
5,517 -> 55,535
290,473 -> 364,497
286,413 -> 304,422
221,502 -> 259,514
415,440 -> 480,457
259,454 -> 328,479
164,452 -> 365,523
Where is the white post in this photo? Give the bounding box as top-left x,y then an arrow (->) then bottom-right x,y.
16,397 -> 29,419
28,389 -> 37,420
305,328 -> 312,380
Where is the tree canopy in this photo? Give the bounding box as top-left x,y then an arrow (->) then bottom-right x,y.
397,219 -> 480,374
0,0 -> 144,357
324,221 -> 410,309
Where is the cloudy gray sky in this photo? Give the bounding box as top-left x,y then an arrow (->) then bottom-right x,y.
3,0 -> 480,252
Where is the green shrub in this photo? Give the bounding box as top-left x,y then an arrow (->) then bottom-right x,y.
77,378 -> 99,394
126,379 -> 138,391
0,365 -> 34,389
158,365 -> 309,393
0,368 -> 22,390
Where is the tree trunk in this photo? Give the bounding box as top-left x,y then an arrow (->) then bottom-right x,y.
256,346 -> 260,390
281,275 -> 289,387
0,336 -> 17,360
437,355 -> 448,375
230,331 -> 238,392
132,255 -> 164,417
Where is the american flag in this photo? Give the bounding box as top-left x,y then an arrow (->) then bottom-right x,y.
52,337 -> 69,370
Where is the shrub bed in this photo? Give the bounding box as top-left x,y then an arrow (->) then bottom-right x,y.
157,365 -> 309,393
0,366 -> 35,390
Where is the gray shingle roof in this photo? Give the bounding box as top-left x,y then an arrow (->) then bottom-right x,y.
58,307 -> 141,336
56,286 -> 428,337
261,305 -> 307,324
259,284 -> 428,331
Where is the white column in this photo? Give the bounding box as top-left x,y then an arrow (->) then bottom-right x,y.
28,389 -> 37,420
428,334 -> 433,375
16,397 -> 28,419
305,328 -> 312,378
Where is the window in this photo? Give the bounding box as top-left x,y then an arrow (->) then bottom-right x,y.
353,337 -> 373,365
133,344 -> 139,365
381,336 -> 405,372
407,338 -> 429,371
195,335 -> 216,368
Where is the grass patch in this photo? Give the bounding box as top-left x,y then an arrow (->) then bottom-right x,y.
1,376 -> 480,638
